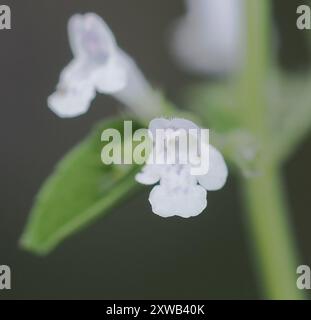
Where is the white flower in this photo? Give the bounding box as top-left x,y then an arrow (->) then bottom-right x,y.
48,13 -> 161,118
171,0 -> 245,75
135,118 -> 228,218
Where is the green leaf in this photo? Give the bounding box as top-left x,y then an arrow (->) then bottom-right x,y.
20,118 -> 143,255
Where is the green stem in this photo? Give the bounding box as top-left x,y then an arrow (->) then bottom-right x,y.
239,0 -> 304,299
242,164 -> 303,299
237,0 -> 270,132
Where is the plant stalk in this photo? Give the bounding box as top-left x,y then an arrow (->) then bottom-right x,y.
240,0 -> 303,299
242,164 -> 303,299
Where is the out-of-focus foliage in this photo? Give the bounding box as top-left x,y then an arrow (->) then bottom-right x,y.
186,68 -> 311,176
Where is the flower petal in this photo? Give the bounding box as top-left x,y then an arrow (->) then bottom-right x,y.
149,118 -> 198,133
149,184 -> 207,218
48,59 -> 96,118
68,13 -> 116,62
197,144 -> 228,190
59,59 -> 93,86
149,118 -> 199,144
94,56 -> 127,93
135,164 -> 161,185
68,14 -> 84,57
48,85 -> 95,118
171,0 -> 244,75
149,118 -> 171,137
170,118 -> 199,130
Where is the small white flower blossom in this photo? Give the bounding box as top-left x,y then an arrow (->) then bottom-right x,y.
135,118 -> 228,218
48,13 -> 161,118
171,0 -> 245,75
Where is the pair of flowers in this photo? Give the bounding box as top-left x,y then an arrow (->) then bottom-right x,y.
48,9 -> 229,218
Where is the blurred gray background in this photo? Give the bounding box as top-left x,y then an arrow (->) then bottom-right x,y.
0,0 -> 310,299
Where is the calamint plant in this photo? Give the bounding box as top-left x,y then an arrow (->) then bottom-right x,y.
21,0 -> 311,300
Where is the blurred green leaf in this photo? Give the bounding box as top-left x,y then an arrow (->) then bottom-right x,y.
267,73 -> 311,161
212,129 -> 261,177
187,72 -> 311,174
186,83 -> 243,132
185,83 -> 263,177
20,117 -> 142,255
